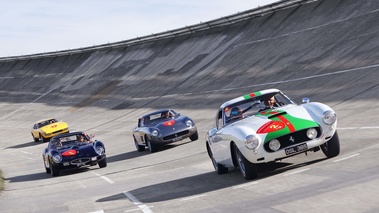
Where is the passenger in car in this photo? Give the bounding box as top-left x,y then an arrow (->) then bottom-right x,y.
260,96 -> 276,112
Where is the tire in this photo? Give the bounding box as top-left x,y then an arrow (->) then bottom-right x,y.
234,145 -> 258,180
146,137 -> 157,153
32,134 -> 39,142
320,131 -> 340,158
40,134 -> 46,143
206,143 -> 228,174
44,157 -> 51,174
134,136 -> 145,152
50,161 -> 60,177
189,130 -> 199,141
98,157 -> 107,168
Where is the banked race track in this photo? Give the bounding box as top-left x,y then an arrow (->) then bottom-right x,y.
1,0 -> 379,212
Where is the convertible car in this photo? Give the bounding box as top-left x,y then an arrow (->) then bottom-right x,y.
31,118 -> 69,142
132,109 -> 198,153
206,89 -> 340,180
42,131 -> 107,177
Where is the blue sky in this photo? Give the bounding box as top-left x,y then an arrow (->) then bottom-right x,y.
0,0 -> 277,57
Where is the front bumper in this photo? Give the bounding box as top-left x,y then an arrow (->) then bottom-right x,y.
150,127 -> 197,145
244,134 -> 333,164
53,154 -> 106,170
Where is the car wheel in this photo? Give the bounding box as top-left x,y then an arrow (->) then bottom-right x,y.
234,145 -> 258,180
50,161 -> 60,177
146,137 -> 157,153
189,130 -> 199,141
32,134 -> 39,142
134,136 -> 145,152
98,157 -> 107,168
321,131 -> 340,158
206,142 -> 228,174
40,134 -> 46,143
44,157 -> 51,174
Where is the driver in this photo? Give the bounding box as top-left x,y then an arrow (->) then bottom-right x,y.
228,107 -> 243,123
77,135 -> 87,142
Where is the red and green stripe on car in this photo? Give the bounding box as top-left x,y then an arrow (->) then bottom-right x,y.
243,91 -> 262,99
256,109 -> 319,143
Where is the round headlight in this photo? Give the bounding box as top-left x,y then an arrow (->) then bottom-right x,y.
306,128 -> 317,139
323,110 -> 336,125
95,146 -> 105,155
269,139 -> 281,151
244,135 -> 259,150
152,130 -> 159,137
52,154 -> 62,163
186,120 -> 193,127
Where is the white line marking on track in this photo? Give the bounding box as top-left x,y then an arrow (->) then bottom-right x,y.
123,191 -> 153,213
91,171 -> 114,184
180,194 -> 207,201
283,168 -> 310,176
89,210 -> 104,213
333,153 -> 360,162
338,126 -> 379,130
233,181 -> 260,189
124,206 -> 154,213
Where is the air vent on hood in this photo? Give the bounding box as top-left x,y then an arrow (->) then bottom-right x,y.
267,111 -> 287,119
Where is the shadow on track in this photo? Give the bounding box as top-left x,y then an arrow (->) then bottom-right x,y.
96,157 -> 327,203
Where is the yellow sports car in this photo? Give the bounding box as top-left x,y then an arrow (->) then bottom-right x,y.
31,118 -> 69,142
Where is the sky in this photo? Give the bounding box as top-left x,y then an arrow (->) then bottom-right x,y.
0,0 -> 278,57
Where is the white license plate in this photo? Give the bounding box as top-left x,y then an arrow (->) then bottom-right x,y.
285,143 -> 308,155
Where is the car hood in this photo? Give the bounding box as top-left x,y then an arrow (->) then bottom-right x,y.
40,122 -> 68,133
57,143 -> 98,156
230,105 -> 319,143
153,117 -> 189,129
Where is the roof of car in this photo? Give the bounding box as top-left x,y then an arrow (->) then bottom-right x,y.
220,88 -> 280,109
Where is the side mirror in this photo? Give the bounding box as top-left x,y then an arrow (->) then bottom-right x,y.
302,97 -> 310,103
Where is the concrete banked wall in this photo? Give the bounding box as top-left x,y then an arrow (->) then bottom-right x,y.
0,0 -> 378,129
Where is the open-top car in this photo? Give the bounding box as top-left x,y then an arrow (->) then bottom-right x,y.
42,131 -> 107,177
132,108 -> 198,153
31,118 -> 69,142
206,88 -> 340,180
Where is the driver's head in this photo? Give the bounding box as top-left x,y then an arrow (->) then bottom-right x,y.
78,135 -> 85,142
230,107 -> 242,119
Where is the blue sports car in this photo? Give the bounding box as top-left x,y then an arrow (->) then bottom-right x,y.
132,109 -> 198,153
42,131 -> 107,177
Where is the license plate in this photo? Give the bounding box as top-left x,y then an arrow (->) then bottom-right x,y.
285,143 -> 308,155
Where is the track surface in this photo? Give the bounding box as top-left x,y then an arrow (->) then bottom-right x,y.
0,0 -> 379,212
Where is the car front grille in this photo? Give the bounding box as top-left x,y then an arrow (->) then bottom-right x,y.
163,130 -> 189,141
71,158 -> 90,165
264,127 -> 321,152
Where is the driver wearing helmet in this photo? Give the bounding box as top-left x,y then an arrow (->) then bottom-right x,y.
228,107 -> 243,123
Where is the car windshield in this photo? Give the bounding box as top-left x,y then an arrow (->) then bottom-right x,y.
144,110 -> 177,125
223,91 -> 294,125
38,118 -> 58,128
51,133 -> 88,148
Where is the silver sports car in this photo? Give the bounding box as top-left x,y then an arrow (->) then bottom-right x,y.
206,88 -> 340,180
132,109 -> 198,153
